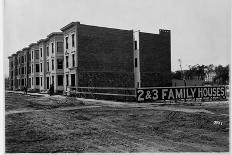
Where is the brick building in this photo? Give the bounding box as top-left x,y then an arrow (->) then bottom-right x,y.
60,22 -> 171,96
46,32 -> 64,93
8,21 -> 171,99
29,43 -> 40,91
37,39 -> 47,92
8,55 -> 13,89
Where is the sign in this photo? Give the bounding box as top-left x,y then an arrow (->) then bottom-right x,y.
136,86 -> 227,102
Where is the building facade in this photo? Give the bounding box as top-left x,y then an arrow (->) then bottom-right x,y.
8,55 -> 13,90
37,39 -> 47,92
60,22 -> 171,92
29,43 -> 40,91
8,21 -> 171,97
46,32 -> 64,93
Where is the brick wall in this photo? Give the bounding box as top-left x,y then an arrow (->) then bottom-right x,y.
139,30 -> 171,87
77,24 -> 134,88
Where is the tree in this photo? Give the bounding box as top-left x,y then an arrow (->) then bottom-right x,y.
204,64 -> 214,82
213,65 -> 229,85
171,71 -> 182,80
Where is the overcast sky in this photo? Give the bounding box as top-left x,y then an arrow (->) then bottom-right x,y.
4,0 -> 231,77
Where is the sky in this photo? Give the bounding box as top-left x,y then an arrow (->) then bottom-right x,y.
3,0 -> 231,77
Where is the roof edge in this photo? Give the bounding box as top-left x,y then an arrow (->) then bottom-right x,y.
60,21 -> 80,31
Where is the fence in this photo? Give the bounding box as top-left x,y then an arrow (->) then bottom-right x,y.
65,85 -> 229,103
66,86 -> 136,101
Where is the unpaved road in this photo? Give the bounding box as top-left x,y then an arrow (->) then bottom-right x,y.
5,91 -> 229,153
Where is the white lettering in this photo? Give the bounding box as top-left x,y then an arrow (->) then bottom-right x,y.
168,89 -> 174,100
198,88 -> 203,97
217,88 -> 220,96
175,89 -> 183,99
212,88 -> 217,96
152,89 -> 159,100
207,88 -> 212,96
203,88 -> 208,97
187,89 -> 192,98
137,90 -> 144,101
162,89 -> 168,99
221,87 -> 225,96
190,88 -> 196,98
145,90 -> 152,99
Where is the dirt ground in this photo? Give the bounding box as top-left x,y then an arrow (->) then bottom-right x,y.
5,91 -> 229,153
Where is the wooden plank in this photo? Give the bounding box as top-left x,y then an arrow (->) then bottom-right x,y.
70,91 -> 136,97
69,86 -> 135,91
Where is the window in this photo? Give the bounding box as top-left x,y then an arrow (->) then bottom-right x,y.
134,41 -> 137,50
28,78 -> 31,88
47,62 -> 49,72
21,56 -> 24,63
66,74 -> 69,86
29,53 -> 31,61
72,54 -> 75,67
40,48 -> 43,57
71,74 -> 75,86
65,37 -> 68,49
32,64 -> 33,73
57,59 -> 63,69
29,65 -> 31,74
57,75 -> 63,86
36,64 -> 39,72
35,50 -> 39,59
40,63 -> 42,72
32,51 -> 34,59
22,67 -> 24,74
135,58 -> 137,67
52,60 -> 54,70
36,77 -> 39,85
32,77 -> 33,85
66,56 -> 69,68
46,77 -> 49,89
47,46 -> 49,56
57,42 -> 63,52
52,76 -> 54,84
40,77 -> 42,86
72,34 -> 75,47
21,79 -> 24,86
52,43 -> 54,53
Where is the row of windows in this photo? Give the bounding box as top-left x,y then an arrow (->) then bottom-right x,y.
65,74 -> 75,86
17,74 -> 75,88
17,78 -> 26,86
65,54 -> 75,68
30,74 -> 75,87
31,75 -> 64,86
30,59 -> 64,73
15,67 -> 26,75
17,55 -> 27,64
31,42 -> 63,60
65,34 -> 75,49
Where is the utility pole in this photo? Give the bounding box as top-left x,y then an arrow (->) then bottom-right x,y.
178,59 -> 184,80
